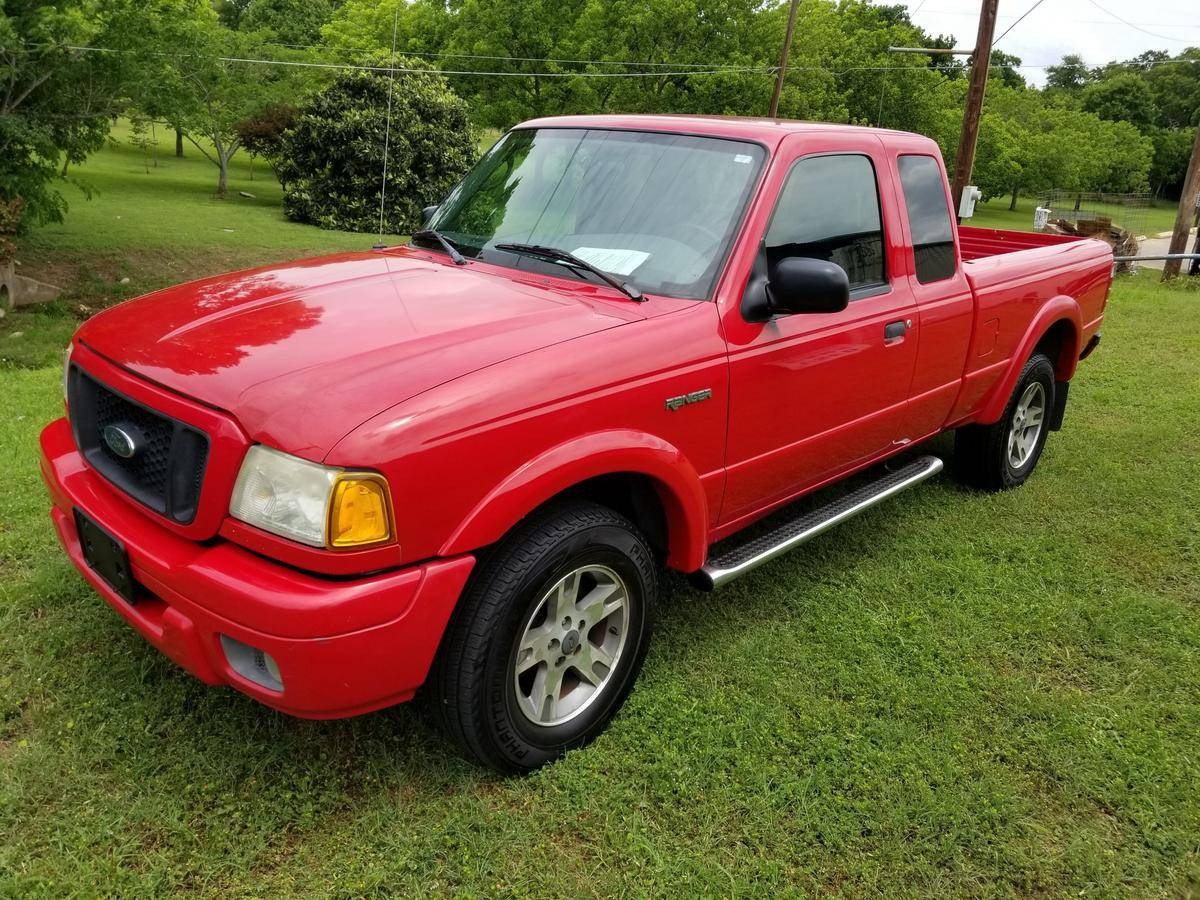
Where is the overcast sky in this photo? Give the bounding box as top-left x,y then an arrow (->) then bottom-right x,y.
893,0 -> 1199,85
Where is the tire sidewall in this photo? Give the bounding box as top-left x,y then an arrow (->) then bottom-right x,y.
1001,355 -> 1055,487
480,520 -> 655,770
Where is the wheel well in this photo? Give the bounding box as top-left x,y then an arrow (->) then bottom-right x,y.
552,473 -> 669,560
1034,319 -> 1077,380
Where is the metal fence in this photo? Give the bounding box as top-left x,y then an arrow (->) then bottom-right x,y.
1037,191 -> 1154,240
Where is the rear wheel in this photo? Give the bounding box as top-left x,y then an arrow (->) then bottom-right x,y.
953,352 -> 1055,491
433,502 -> 656,774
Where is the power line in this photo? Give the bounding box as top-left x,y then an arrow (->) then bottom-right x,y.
993,0 -> 1050,46
57,45 -> 773,78
44,42 -> 1200,78
1081,0 -> 1194,43
916,8 -> 1200,27
267,41 -> 776,72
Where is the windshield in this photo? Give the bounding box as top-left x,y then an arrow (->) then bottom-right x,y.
426,128 -> 766,300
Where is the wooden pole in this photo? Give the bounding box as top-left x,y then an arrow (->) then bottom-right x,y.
1162,122 -> 1200,281
950,0 -> 1001,214
768,0 -> 801,118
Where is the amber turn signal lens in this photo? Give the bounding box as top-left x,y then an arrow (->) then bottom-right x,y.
329,476 -> 393,548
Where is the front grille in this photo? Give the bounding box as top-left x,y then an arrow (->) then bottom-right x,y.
67,366 -> 210,524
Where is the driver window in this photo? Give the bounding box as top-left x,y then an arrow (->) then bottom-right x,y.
765,154 -> 887,294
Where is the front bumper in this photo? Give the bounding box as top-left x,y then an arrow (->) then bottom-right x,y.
40,417 -> 475,719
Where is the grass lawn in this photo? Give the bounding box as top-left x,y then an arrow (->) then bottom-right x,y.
2,124 -> 1200,895
3,272 -> 1197,895
970,197 -> 1180,237
3,122 -> 394,371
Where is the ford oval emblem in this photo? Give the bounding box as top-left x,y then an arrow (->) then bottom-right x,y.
102,423 -> 141,459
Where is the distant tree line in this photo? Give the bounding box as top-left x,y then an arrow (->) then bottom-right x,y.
2,0 -> 1197,242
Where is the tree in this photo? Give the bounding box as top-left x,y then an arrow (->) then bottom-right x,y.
990,51 -> 1026,90
276,65 -> 476,233
0,0 -> 206,233
1081,72 -> 1158,132
152,16 -> 313,197
323,0 -> 453,56
240,0 -> 334,46
233,103 -> 298,173
1045,54 -> 1092,93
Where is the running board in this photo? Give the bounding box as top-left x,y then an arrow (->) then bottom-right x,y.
691,455 -> 944,591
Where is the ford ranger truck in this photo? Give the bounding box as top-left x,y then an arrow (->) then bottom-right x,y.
41,116 -> 1112,773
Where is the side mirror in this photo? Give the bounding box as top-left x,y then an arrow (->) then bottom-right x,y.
421,205 -> 438,227
767,257 -> 850,315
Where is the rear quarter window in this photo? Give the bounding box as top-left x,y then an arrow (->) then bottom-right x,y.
898,155 -> 956,284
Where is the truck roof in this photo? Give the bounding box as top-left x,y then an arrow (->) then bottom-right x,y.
514,114 -> 927,148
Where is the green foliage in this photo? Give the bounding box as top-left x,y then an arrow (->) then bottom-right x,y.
0,0 -> 202,229
1045,53 -> 1093,94
1082,73 -> 1159,132
145,17 -> 318,196
234,103 -> 299,171
240,0 -> 334,45
276,66 -> 476,233
0,198 -> 25,261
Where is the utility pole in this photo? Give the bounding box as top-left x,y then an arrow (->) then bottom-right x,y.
1163,121 -> 1200,281
768,0 -> 801,118
950,0 -> 1001,214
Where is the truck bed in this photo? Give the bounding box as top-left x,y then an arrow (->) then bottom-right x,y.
952,226 -> 1112,420
958,225 -> 1099,262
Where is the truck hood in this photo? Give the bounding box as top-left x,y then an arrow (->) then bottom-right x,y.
79,249 -> 639,458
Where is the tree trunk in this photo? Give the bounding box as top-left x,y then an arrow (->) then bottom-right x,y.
1009,182 -> 1019,211
176,129 -> 184,157
217,157 -> 229,198
60,156 -> 70,177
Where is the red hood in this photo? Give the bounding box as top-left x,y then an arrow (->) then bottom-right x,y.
79,248 -> 643,458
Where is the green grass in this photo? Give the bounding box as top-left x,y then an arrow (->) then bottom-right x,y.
13,121 -> 399,305
2,123 -> 1199,895
970,196 -> 1180,236
2,123 -> 403,370
2,269 -> 1199,895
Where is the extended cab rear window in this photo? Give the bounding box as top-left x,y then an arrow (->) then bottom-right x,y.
764,154 -> 887,295
897,155 -> 957,284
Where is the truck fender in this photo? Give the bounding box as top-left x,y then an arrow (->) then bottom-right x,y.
438,430 -> 710,572
976,296 -> 1082,426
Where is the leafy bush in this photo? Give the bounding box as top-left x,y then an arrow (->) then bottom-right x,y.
276,65 -> 476,234
0,197 -> 25,262
234,102 -> 298,171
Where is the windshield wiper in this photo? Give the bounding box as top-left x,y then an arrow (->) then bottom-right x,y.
411,229 -> 468,266
494,243 -> 644,301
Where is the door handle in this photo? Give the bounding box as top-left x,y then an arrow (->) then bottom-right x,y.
884,319 -> 911,342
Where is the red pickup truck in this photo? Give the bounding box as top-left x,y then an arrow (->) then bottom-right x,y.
41,115 -> 1112,772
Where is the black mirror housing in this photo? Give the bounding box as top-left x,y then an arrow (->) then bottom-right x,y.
421,205 -> 438,226
767,257 -> 850,315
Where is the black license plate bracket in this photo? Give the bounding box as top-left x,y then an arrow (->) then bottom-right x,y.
74,508 -> 135,603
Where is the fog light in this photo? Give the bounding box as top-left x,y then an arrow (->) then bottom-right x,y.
219,635 -> 283,692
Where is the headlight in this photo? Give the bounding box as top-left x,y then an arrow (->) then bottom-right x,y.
63,342 -> 73,402
229,445 -> 394,549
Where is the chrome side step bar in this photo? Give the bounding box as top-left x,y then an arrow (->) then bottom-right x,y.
692,455 -> 944,591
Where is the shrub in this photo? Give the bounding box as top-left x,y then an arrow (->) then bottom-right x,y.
234,103 -> 298,172
276,65 -> 476,234
0,198 -> 25,262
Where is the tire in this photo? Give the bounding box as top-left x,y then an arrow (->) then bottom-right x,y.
953,352 -> 1056,491
433,502 -> 657,774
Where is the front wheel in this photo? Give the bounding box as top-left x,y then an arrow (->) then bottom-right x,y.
953,352 -> 1056,491
433,502 -> 657,774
